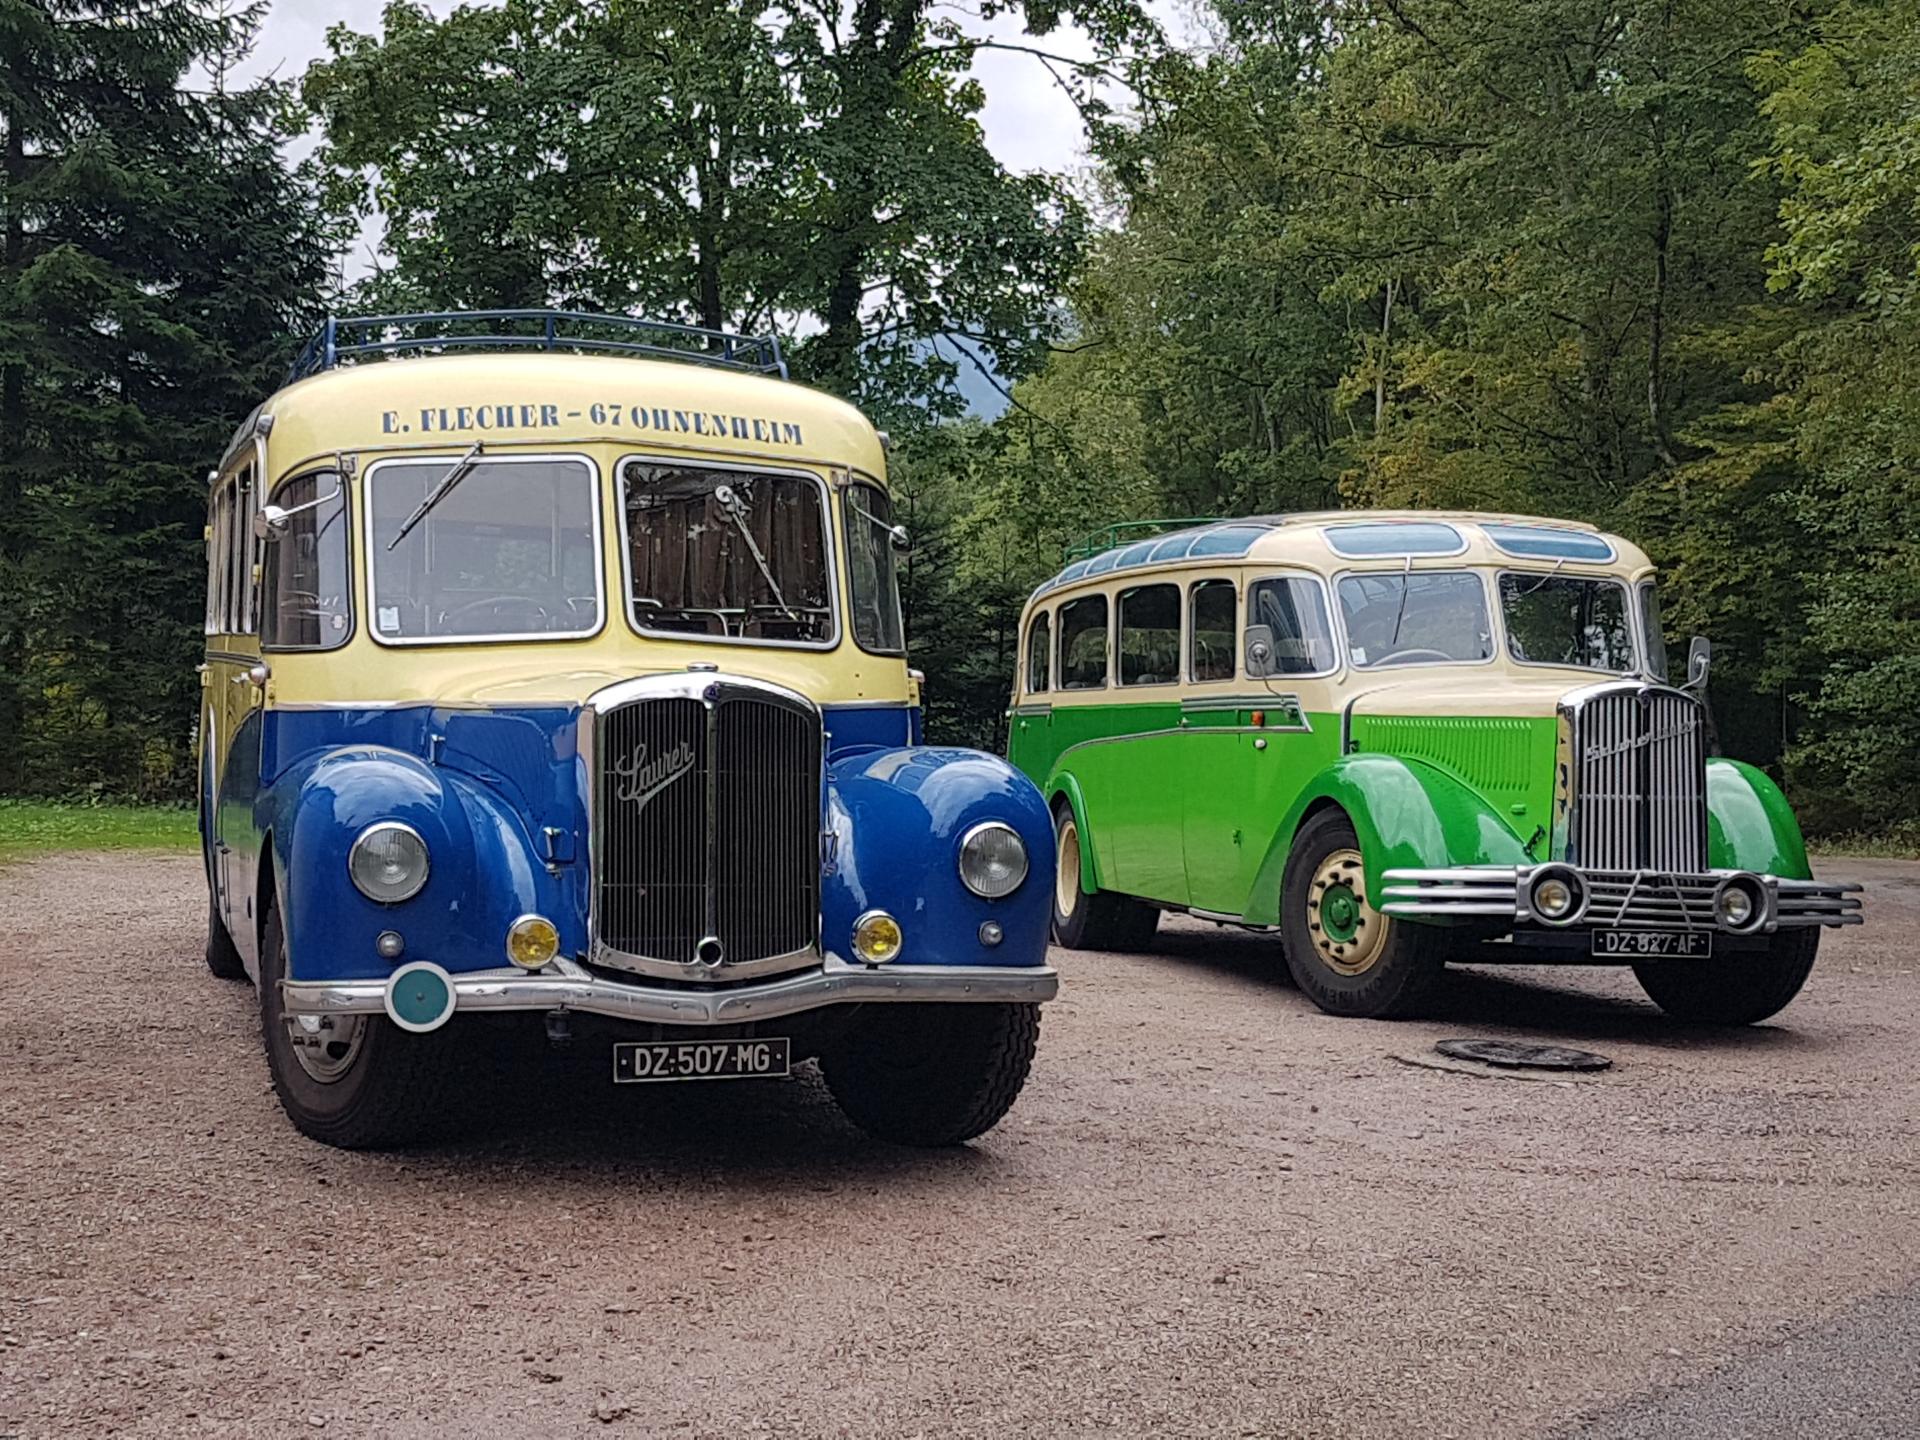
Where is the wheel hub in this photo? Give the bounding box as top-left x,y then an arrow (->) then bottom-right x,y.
285,1012 -> 367,1084
1307,848 -> 1389,976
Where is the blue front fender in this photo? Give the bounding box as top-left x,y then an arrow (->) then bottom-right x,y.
267,745 -> 569,982
825,747 -> 1054,969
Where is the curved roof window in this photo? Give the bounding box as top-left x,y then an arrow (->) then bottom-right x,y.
1482,523 -> 1616,562
1324,522 -> 1466,559
1186,525 -> 1267,559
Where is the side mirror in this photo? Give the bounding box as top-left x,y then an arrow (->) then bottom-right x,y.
252,483 -> 342,541
1685,635 -> 1712,691
888,523 -> 911,553
1244,624 -> 1276,679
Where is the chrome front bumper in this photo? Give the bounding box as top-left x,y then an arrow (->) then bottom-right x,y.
1379,865 -> 1862,933
281,954 -> 1059,1027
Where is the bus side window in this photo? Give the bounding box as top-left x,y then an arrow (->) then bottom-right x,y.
262,472 -> 352,651
1189,578 -> 1236,682
1057,595 -> 1109,690
1248,576 -> 1338,675
1026,610 -> 1050,694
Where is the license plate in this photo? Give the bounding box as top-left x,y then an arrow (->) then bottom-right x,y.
613,1037 -> 790,1084
1591,930 -> 1713,958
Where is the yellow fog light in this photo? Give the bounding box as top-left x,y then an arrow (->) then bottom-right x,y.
852,909 -> 903,965
505,914 -> 560,970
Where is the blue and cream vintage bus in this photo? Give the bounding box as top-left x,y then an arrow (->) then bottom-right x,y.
200,311 -> 1055,1148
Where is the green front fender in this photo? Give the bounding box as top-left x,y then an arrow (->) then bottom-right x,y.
1707,759 -> 1812,880
1243,754 -> 1532,925
1043,770 -> 1103,894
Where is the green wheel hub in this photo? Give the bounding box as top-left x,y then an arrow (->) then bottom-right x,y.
1320,884 -> 1362,943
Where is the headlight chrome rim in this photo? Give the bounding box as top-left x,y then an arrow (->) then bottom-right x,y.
505,913 -> 561,970
958,820 -> 1029,899
1712,874 -> 1767,933
852,909 -> 903,965
1527,865 -> 1586,925
347,821 -> 431,904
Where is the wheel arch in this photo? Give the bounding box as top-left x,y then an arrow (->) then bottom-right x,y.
1242,754 -> 1531,926
1045,771 -> 1103,894
1706,758 -> 1813,880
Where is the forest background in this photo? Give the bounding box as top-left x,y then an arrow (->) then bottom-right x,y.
1,0 -> 1915,840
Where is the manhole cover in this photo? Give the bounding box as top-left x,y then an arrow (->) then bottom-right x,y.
1434,1038 -> 1612,1071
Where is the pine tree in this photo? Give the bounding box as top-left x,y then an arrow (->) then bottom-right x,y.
0,1 -> 335,796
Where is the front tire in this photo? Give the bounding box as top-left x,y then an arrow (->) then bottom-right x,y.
1633,927 -> 1819,1026
1051,803 -> 1158,951
822,1004 -> 1040,1146
259,902 -> 456,1149
1280,809 -> 1445,1018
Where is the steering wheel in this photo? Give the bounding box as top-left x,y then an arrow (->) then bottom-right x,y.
441,596 -> 551,631
1374,646 -> 1454,665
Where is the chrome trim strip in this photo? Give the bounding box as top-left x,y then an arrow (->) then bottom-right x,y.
282,956 -> 1059,1026
1379,864 -> 1863,932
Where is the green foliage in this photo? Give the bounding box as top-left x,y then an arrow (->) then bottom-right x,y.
0,1 -> 337,799
916,0 -> 1918,832
301,0 -> 1156,424
0,799 -> 197,860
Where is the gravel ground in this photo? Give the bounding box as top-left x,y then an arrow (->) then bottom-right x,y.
1,854 -> 1915,1439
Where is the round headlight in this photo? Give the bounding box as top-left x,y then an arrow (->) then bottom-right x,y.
505,914 -> 560,970
852,910 -> 903,965
1716,876 -> 1764,932
348,822 -> 430,904
1528,866 -> 1584,924
958,821 -> 1029,899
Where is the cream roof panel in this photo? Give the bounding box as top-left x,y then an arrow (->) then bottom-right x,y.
258,352 -> 887,481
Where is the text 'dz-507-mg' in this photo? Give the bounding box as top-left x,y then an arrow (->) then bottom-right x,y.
198,310 -> 1054,1149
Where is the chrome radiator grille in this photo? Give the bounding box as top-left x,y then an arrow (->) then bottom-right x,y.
1567,686 -> 1707,871
593,680 -> 822,976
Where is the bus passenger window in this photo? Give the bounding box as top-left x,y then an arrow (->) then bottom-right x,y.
262,473 -> 351,651
1248,576 -> 1337,674
1026,611 -> 1050,693
1057,595 -> 1109,689
1189,579 -> 1236,682
1118,584 -> 1179,686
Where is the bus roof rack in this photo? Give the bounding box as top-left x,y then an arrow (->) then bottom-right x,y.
285,309 -> 789,386
1063,517 -> 1226,562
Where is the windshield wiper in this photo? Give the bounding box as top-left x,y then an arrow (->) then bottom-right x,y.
1389,554 -> 1414,646
713,482 -> 797,620
387,440 -> 484,552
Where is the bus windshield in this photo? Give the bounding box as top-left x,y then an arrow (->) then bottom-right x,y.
1337,571 -> 1492,668
621,463 -> 833,645
1499,572 -> 1636,672
367,455 -> 602,643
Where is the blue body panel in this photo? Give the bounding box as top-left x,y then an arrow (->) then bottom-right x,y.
248,701 -> 1038,983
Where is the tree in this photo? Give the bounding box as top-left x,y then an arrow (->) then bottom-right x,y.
0,1 -> 336,796
302,0 -> 1156,421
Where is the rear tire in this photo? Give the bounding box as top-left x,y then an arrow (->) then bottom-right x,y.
259,902 -> 457,1149
1633,927 -> 1819,1026
822,1004 -> 1039,1146
205,889 -> 247,980
1280,809 -> 1445,1018
1051,803 -> 1159,951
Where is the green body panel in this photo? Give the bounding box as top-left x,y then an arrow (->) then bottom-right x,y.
1346,714 -> 1557,857
1008,693 -> 1813,927
1706,758 -> 1813,880
1242,755 -> 1532,924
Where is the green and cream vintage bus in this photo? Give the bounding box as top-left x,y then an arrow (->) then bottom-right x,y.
1007,512 -> 1862,1022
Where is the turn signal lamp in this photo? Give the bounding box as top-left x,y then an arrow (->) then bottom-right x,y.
505,914 -> 561,970
852,910 -> 903,965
